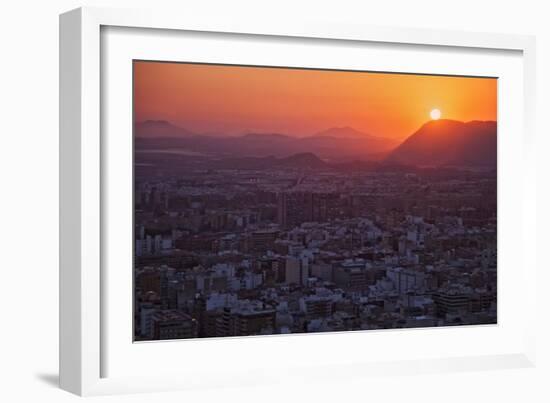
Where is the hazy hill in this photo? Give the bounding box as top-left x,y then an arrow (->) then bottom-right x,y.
135,122 -> 397,160
312,126 -> 373,139
277,152 -> 328,169
385,119 -> 497,167
135,120 -> 196,138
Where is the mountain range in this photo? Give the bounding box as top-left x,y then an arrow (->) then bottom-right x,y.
135,120 -> 377,140
135,119 -> 497,167
135,120 -> 195,138
135,121 -> 398,161
312,126 -> 376,139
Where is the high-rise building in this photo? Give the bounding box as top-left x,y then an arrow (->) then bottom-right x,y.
386,267 -> 426,295
139,303 -> 156,338
284,256 -> 309,286
277,191 -> 330,228
250,230 -> 279,253
215,304 -> 276,337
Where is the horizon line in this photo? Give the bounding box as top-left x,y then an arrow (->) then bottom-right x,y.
134,118 -> 498,139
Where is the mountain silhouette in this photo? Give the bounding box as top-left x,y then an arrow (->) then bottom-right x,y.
277,152 -> 328,169
312,126 -> 373,139
135,122 -> 397,160
135,120 -> 196,138
385,119 -> 496,167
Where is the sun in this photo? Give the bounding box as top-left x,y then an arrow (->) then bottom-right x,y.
430,108 -> 441,120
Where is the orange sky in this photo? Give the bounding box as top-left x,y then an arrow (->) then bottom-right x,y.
134,61 -> 497,140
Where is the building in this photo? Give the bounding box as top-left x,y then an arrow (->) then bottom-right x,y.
432,287 -> 496,316
285,256 -> 309,286
151,310 -> 198,340
277,192 -> 331,228
333,261 -> 372,291
386,267 -> 426,295
250,230 -> 279,253
137,268 -> 160,294
216,304 -> 276,337
299,295 -> 334,319
139,303 -> 156,338
256,256 -> 285,285
311,262 -> 333,281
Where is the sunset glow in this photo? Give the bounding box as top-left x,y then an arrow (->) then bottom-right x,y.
134,61 -> 497,140
430,109 -> 442,120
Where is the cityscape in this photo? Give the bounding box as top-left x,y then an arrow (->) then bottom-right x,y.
133,61 -> 497,341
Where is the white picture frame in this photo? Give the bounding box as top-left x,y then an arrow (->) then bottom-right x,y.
59,6 -> 537,396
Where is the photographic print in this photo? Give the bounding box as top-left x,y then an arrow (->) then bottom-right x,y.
133,61 -> 497,341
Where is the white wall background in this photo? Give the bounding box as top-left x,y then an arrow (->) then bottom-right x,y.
0,1 -> 548,402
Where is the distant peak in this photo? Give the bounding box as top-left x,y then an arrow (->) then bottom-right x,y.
418,119 -> 496,132
422,118 -> 496,126
287,152 -> 321,159
465,120 -> 497,126
135,120 -> 195,137
421,118 -> 463,127
242,132 -> 291,139
314,126 -> 372,139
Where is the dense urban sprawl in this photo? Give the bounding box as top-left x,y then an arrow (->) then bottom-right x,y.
134,157 -> 497,340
